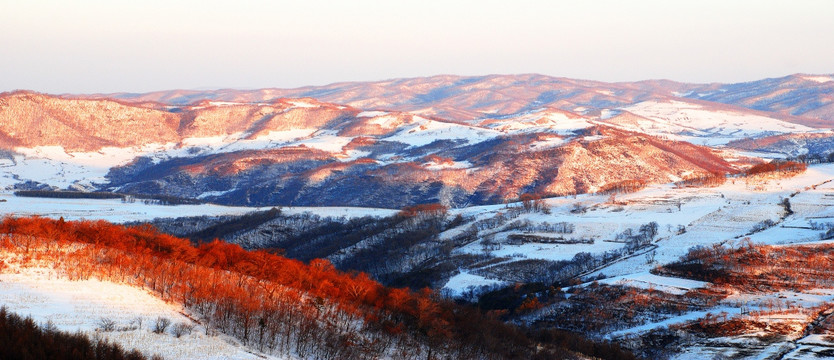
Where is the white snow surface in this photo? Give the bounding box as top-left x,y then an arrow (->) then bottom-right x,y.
615,100 -> 815,145
597,272 -> 707,295
599,109 -> 621,120
287,100 -> 319,108
423,160 -> 472,170
0,192 -> 397,223
383,116 -> 502,148
441,271 -> 506,297
357,111 -> 388,118
0,266 -> 280,360
803,75 -> 834,83
1,144 -> 176,189
443,163 -> 834,295
481,109 -> 595,135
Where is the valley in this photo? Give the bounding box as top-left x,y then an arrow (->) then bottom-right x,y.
3,73 -> 834,359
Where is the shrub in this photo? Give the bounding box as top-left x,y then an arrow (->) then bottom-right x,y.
171,322 -> 194,338
152,317 -> 171,334
97,317 -> 116,332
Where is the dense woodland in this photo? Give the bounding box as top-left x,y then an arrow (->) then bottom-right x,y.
0,216 -> 635,360
661,240 -> 834,292
744,160 -> 807,177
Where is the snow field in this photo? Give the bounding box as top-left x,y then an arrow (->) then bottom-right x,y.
616,100 -> 815,146
0,192 -> 398,223
442,271 -> 506,298
480,109 -> 595,135
382,116 -> 503,148
596,272 -> 708,296
0,265 -> 281,360
442,164 -> 834,297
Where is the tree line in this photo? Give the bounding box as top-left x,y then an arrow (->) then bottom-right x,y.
0,216 -> 634,360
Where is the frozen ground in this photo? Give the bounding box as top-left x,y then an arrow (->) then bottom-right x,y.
442,164 -> 834,299
0,192 -> 398,223
0,264 -> 282,360
613,100 -> 816,146
596,272 -> 708,296
7,147 -> 834,359
441,271 -> 506,297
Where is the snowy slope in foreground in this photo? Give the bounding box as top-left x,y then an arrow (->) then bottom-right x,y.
0,266 -> 280,360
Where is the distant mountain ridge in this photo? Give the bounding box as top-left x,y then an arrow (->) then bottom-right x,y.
89,73 -> 834,125
0,90 -> 742,208
1,73 -> 831,207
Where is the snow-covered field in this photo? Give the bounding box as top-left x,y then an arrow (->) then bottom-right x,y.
442,164 -> 834,298
596,272 -> 708,296
0,265 -> 281,360
0,192 -> 398,223
612,100 -> 816,146
446,163 -> 834,358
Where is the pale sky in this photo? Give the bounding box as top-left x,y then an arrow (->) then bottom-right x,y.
2,0 -> 833,94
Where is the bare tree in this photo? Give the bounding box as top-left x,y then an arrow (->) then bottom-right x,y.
97,317 -> 116,332
153,317 -> 171,334
172,322 -> 194,338
130,316 -> 144,330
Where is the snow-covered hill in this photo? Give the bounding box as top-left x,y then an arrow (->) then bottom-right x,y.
610,100 -> 816,145
3,88 -> 828,208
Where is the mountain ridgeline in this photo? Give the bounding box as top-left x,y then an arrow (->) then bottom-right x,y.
2,73 -> 833,208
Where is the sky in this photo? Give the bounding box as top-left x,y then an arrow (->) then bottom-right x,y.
1,0 -> 833,94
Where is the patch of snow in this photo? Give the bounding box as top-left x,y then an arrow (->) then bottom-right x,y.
802,75 -> 834,84
367,115 -> 401,127
383,117 -> 502,148
197,189 -> 237,199
598,272 -> 707,295
169,129 -> 318,157
581,135 -> 605,142
617,100 -> 815,145
599,109 -> 620,120
356,111 -> 388,118
292,131 -> 354,153
442,270 -> 506,297
207,101 -> 242,107
528,137 -> 566,150
423,160 -> 472,170
287,100 -> 319,108
672,91 -> 694,97
482,109 -> 595,135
